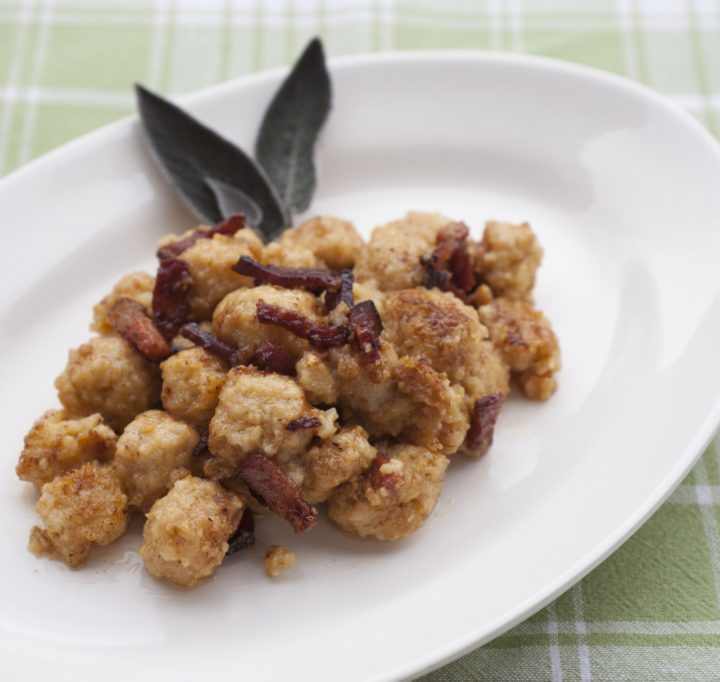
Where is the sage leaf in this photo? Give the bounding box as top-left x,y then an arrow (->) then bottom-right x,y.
255,38 -> 331,214
135,84 -> 289,240
205,177 -> 263,231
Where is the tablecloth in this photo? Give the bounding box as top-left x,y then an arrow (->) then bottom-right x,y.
1,1 -> 719,679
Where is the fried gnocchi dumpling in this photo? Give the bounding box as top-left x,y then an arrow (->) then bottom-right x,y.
233,227 -> 265,252
328,344 -> 468,455
262,241 -> 324,269
213,285 -> 321,359
114,410 -> 199,511
476,221 -> 543,300
16,410 -> 116,487
383,287 -> 509,403
33,461 -> 128,567
328,443 -> 449,541
280,216 -> 364,270
478,297 -> 561,400
177,233 -> 261,320
139,476 -> 244,588
302,426 -> 376,504
354,212 -> 450,291
393,356 -> 469,454
295,350 -> 339,405
209,366 -> 337,466
160,347 -> 228,429
55,335 -> 161,431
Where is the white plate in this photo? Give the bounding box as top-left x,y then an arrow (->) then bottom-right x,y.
1,52 -> 720,682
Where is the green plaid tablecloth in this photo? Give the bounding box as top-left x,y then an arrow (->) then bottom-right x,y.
2,1 -> 719,679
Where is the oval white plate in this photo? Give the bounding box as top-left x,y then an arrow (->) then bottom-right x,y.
1,52 -> 720,682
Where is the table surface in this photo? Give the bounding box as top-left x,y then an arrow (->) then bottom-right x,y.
1,1 -> 719,680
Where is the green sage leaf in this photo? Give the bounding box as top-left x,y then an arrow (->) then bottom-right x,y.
136,84 -> 289,240
255,38 -> 331,214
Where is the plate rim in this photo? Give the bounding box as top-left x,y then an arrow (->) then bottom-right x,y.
2,51 -> 720,681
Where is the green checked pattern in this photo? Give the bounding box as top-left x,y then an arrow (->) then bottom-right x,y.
1,1 -> 719,679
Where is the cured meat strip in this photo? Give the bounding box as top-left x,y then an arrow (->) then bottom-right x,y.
109,297 -> 171,362
238,450 -> 318,533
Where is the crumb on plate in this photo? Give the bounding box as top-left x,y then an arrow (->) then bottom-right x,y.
264,544 -> 296,578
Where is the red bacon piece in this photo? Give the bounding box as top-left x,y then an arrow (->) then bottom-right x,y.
109,297 -> 171,363
251,340 -> 296,376
325,268 -> 354,312
448,242 -> 475,291
465,392 -> 504,456
366,453 -> 402,497
237,451 -> 318,533
152,257 -> 192,340
422,262 -> 472,304
233,256 -> 341,295
179,322 -> 238,365
348,300 -> 383,363
256,300 -> 350,350
434,222 -> 469,265
422,221 -> 477,301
